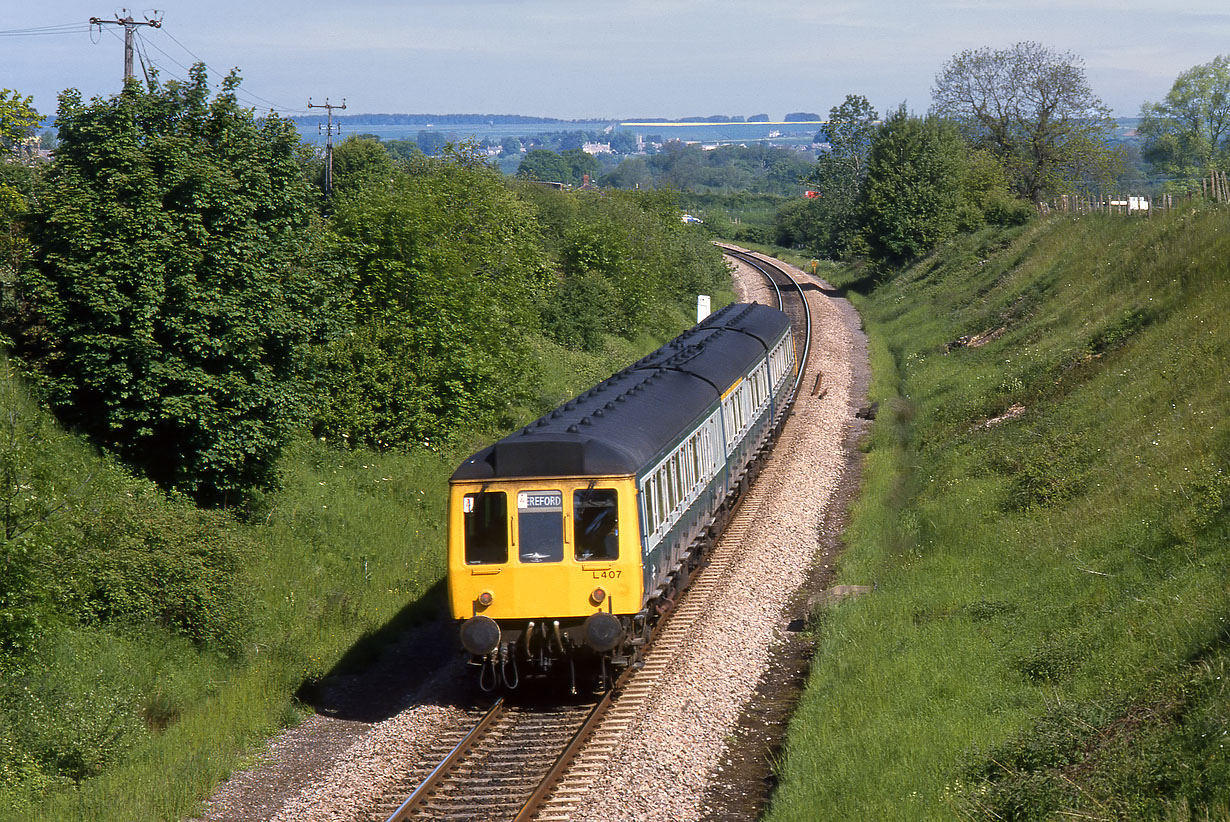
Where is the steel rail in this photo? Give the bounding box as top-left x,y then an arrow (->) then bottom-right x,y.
528,250 -> 817,820
719,246 -> 812,399
381,250 -> 809,822
384,697 -> 506,822
511,684 -> 619,821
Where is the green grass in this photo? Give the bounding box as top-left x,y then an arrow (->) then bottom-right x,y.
767,208 -> 1230,821
0,319 -> 696,820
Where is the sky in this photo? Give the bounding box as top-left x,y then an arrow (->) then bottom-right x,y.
4,1 -> 1229,122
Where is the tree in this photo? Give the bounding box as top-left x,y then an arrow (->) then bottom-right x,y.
499,135 -> 523,157
381,138 -> 422,165
320,134 -> 398,198
518,148 -> 573,183
857,107 -> 967,265
773,196 -> 828,250
415,129 -> 449,155
931,42 -> 1117,202
18,67 -> 332,504
608,130 -> 636,154
1138,55 -> 1230,182
519,148 -> 602,186
801,94 -> 880,257
314,147 -> 551,448
0,90 -> 42,156
560,148 -> 601,185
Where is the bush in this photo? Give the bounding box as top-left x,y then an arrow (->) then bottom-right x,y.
1,630 -> 148,784
541,272 -> 619,350
15,67 -> 331,505
983,192 -> 1036,226
61,486 -> 255,657
315,149 -> 548,449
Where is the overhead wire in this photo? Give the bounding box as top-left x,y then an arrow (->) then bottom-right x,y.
3,18 -> 309,117
0,23 -> 91,37
151,25 -> 308,115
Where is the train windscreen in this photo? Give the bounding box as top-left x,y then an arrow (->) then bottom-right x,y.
518,490 -> 564,563
574,489 -> 619,560
463,491 -> 508,565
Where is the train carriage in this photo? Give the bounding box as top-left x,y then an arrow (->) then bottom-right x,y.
447,303 -> 795,690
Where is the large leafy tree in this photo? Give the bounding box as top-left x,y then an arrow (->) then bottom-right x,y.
801,94 -> 880,257
0,90 -> 42,282
858,107 -> 967,265
18,67 -> 331,504
931,42 -> 1117,202
1138,55 -> 1230,183
517,148 -> 572,183
318,134 -> 399,200
0,90 -> 42,155
517,148 -> 600,186
313,146 -> 551,448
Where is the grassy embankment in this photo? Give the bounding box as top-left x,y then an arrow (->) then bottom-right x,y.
2,310 -> 714,821
767,208 -> 1229,820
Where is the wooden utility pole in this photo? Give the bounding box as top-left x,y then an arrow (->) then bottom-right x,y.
90,10 -> 162,84
308,97 -> 347,197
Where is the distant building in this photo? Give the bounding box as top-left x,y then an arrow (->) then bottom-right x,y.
582,142 -> 612,155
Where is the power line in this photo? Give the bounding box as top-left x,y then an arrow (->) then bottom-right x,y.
151,27 -> 304,113
0,23 -> 91,37
9,15 -> 309,118
117,24 -> 304,114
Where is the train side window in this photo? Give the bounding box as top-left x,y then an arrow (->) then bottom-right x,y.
667,459 -> 680,512
463,492 -> 508,565
574,489 -> 619,560
654,472 -> 666,532
686,440 -> 697,492
518,490 -> 564,563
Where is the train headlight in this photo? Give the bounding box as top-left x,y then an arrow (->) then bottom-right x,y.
477,590 -> 494,608
590,587 -> 606,606
460,615 -> 501,656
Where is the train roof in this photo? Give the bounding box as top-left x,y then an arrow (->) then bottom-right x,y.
450,302 -> 790,481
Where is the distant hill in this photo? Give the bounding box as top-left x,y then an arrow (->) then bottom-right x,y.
292,113 -> 586,127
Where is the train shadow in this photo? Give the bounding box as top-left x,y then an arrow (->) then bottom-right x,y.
804,272 -> 878,300
294,581 -> 599,722
294,579 -> 479,722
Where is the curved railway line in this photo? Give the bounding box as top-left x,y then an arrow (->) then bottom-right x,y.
373,249 -> 813,822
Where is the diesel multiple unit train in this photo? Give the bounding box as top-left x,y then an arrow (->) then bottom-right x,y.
446,302 -> 796,690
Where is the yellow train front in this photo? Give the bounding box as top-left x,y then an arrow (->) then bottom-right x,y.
447,303 -> 795,691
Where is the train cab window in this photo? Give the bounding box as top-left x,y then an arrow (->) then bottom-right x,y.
574,489 -> 619,560
517,490 -> 564,563
463,492 -> 508,565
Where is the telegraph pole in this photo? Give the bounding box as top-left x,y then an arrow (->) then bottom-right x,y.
308,97 -> 347,197
90,10 -> 163,84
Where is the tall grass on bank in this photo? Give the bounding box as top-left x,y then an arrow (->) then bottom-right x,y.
4,316 -> 705,821
767,208 -> 1229,821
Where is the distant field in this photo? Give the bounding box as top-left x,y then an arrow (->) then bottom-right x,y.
292,119 -> 823,146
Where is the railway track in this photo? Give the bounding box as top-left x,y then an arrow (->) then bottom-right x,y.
374,253 -> 813,822
719,245 -> 813,394
378,695 -> 608,821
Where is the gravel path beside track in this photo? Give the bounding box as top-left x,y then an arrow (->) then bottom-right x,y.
191,252 -> 867,822
568,252 -> 866,822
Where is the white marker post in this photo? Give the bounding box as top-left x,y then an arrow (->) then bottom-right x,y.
697,294 -> 711,324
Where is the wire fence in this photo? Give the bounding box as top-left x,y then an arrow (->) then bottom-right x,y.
1040,171 -> 1230,216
